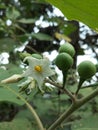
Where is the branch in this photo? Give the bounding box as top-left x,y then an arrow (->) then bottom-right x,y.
47,87 -> 98,130
81,82 -> 98,89
45,78 -> 76,102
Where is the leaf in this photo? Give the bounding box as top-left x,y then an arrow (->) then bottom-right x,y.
17,32 -> 53,41
6,6 -> 20,20
26,33 -> 53,41
0,65 -> 24,105
28,32 -> 53,41
0,38 -> 16,52
72,115 -> 98,130
0,64 -> 23,81
0,86 -> 24,105
17,18 -> 37,24
0,118 -> 33,130
15,109 -> 33,120
16,35 -> 28,42
45,0 -> 98,30
0,4 -> 6,9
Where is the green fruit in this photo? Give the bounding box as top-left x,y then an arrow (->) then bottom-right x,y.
95,64 -> 98,72
55,53 -> 73,71
32,53 -> 42,59
59,42 -> 75,57
77,60 -> 96,80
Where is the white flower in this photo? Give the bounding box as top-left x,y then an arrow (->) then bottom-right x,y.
22,56 -> 54,91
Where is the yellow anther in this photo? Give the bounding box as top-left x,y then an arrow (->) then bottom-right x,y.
34,65 -> 42,72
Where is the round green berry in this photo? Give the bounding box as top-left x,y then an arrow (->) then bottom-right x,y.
59,42 -> 75,57
95,64 -> 98,72
77,60 -> 96,80
32,53 -> 42,59
55,53 -> 73,71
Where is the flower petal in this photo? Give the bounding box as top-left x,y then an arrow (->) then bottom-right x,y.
24,56 -> 39,67
22,67 -> 33,77
43,68 -> 55,78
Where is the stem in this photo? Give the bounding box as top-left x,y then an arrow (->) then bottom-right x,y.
62,71 -> 67,88
75,78 -> 84,94
47,102 -> 78,130
45,78 -> 75,101
82,82 -> 98,89
48,87 -> 98,130
1,84 -> 45,130
79,87 -> 98,105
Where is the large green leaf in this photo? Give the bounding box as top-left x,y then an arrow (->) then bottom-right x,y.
0,64 -> 23,81
45,0 -> 98,30
0,66 -> 24,105
0,86 -> 24,105
0,118 -> 33,130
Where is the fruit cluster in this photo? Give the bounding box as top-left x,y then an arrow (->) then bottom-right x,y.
55,42 -> 75,72
55,42 -> 96,91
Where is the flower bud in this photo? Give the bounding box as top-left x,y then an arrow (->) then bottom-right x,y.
1,74 -> 23,84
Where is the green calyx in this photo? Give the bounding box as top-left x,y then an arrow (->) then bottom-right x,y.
32,53 -> 42,59
59,42 -> 75,57
55,53 -> 73,72
77,60 -> 96,80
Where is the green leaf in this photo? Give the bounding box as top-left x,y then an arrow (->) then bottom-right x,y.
15,109 -> 33,120
0,4 -> 6,9
16,35 -> 28,42
17,18 -> 37,24
6,7 -> 20,20
45,0 -> 98,30
0,38 -> 16,52
0,118 -> 33,130
0,86 -> 24,105
27,32 -> 53,41
0,65 -> 24,105
17,33 -> 53,41
72,115 -> 98,130
0,64 -> 23,81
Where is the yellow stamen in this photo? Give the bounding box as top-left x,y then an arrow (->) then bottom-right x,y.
34,65 -> 42,72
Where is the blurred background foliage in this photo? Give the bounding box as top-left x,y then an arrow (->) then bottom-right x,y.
0,0 -> 98,130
